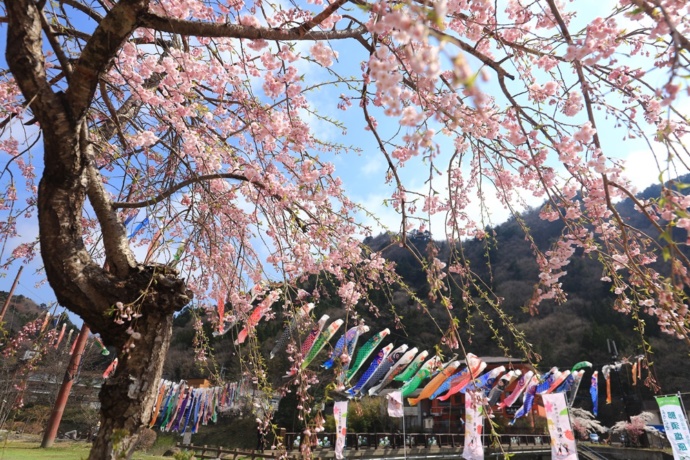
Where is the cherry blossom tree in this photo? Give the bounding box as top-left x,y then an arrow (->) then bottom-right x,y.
1,0 -> 690,458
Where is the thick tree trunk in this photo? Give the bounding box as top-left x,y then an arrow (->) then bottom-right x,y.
6,3 -> 190,459
90,308 -> 175,460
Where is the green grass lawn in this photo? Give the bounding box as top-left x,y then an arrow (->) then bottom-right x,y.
0,439 -> 169,460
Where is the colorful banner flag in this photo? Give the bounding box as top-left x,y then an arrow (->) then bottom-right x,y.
462,391 -> 484,460
387,390 -> 404,418
656,395 -> 690,460
542,392 -> 578,460
602,365 -> 612,405
606,375 -> 611,404
590,371 -> 598,417
334,401 -> 348,460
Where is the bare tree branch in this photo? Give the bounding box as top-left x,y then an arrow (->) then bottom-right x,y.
139,13 -> 367,41
112,172 -> 260,209
66,0 -> 147,119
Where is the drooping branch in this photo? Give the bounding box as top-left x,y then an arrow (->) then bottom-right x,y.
112,172 -> 257,209
139,13 -> 367,41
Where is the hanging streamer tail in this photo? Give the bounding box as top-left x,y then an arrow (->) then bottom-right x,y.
488,370 -> 519,406
236,304 -> 271,345
301,315 -> 329,357
127,217 -> 149,240
123,211 -> 138,227
510,377 -> 539,424
346,329 -> 389,383
95,336 -> 110,356
322,332 -> 348,370
368,347 -> 418,396
348,343 -> 394,396
464,365 -> 506,395
442,354 -> 482,399
69,334 -> 78,355
601,364 -> 612,404
216,291 -> 226,334
436,360 -> 487,402
498,370 -> 534,409
543,370 -> 570,395
395,350 -> 428,382
534,367 -> 559,393
40,312 -> 51,333
270,303 -> 315,359
337,325 -> 369,386
54,323 -> 67,348
63,329 -> 74,351
431,367 -> 467,400
606,375 -> 612,404
590,371 -> 599,417
408,360 -> 461,406
400,356 -> 441,398
300,319 -> 344,370
236,328 -> 248,345
271,324 -> 293,360
173,239 -> 187,262
103,358 -> 118,379
360,344 -> 408,396
564,370 -> 585,406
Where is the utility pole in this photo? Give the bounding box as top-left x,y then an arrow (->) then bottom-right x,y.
41,323 -> 90,448
0,266 -> 23,323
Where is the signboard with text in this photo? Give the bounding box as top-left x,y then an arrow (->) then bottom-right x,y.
656,395 -> 690,460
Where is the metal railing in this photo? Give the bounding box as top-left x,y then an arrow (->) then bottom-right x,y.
283,432 -> 551,451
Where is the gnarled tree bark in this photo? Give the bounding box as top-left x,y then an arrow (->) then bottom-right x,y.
6,1 -> 191,458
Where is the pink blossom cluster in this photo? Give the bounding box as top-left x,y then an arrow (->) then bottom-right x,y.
564,17 -> 621,65
310,42 -> 338,67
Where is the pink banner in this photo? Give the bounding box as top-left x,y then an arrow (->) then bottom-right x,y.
334,401 -> 348,460
542,392 -> 578,460
462,391 -> 484,460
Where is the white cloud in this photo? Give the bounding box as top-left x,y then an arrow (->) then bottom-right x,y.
360,155 -> 385,176
620,148 -> 666,195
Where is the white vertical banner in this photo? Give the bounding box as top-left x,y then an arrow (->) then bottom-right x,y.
334,400 -> 348,460
462,390 -> 484,460
542,392 -> 578,460
656,395 -> 690,460
387,390 -> 404,418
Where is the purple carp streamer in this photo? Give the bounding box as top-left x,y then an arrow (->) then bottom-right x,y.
347,343 -> 394,396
